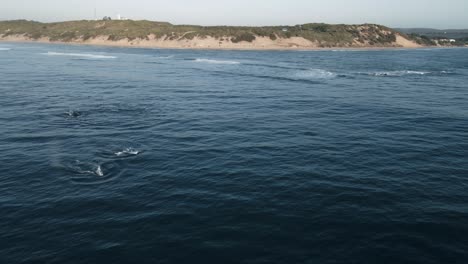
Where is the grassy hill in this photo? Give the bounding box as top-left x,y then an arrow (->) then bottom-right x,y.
0,19 -> 417,48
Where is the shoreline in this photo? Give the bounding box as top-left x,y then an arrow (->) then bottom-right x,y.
2,20 -> 466,52
1,37 -> 463,52
0,35 -> 423,51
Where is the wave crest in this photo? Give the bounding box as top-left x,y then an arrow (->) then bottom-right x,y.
43,52 -> 117,59
362,70 -> 455,77
374,70 -> 429,77
295,69 -> 337,79
156,55 -> 174,59
65,160 -> 105,177
195,58 -> 240,65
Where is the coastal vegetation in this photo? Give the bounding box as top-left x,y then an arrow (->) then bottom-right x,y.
407,33 -> 437,46
0,19 -> 412,48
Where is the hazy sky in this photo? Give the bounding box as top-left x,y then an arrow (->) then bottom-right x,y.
1,0 -> 467,29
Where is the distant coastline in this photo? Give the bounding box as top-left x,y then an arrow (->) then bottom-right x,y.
0,37 -> 429,51
1,20 -> 465,51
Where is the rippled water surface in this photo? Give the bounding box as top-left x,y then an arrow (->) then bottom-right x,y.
1,43 -> 468,263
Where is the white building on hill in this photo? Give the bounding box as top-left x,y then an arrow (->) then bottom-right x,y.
116,14 -> 130,20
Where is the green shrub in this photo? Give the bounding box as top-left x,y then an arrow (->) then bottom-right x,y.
231,32 -> 256,43
376,33 -> 396,44
183,32 -> 197,40
408,34 -> 436,46
314,24 -> 329,32
107,35 -> 117,41
29,32 -> 42,39
59,31 -> 76,41
82,33 -> 93,40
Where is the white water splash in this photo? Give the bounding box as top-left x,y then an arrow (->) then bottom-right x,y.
115,148 -> 140,157
95,165 -> 104,177
369,70 -> 431,77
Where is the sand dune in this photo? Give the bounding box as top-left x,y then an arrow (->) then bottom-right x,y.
0,33 -> 422,50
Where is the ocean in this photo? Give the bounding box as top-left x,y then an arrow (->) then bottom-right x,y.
1,43 -> 467,263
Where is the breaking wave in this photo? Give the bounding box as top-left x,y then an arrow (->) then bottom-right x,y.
372,70 -> 430,77
294,69 -> 337,79
115,148 -> 140,157
0,48 -> 11,51
43,52 -> 117,59
361,70 -> 453,77
64,160 -> 106,177
200,67 -> 338,84
195,58 -> 241,65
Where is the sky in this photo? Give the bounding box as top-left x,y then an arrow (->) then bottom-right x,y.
1,0 -> 467,29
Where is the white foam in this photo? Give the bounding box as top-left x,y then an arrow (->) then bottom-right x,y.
405,70 -> 429,75
43,52 -> 116,59
195,58 -> 240,65
295,69 -> 336,79
0,48 -> 11,51
95,165 -> 104,177
115,147 -> 140,157
156,55 -> 174,59
369,70 -> 430,77
72,160 -> 104,177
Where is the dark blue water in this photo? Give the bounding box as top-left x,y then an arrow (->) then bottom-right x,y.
1,43 -> 468,264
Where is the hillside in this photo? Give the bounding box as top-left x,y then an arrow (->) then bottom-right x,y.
0,20 -> 423,49
396,28 -> 468,39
